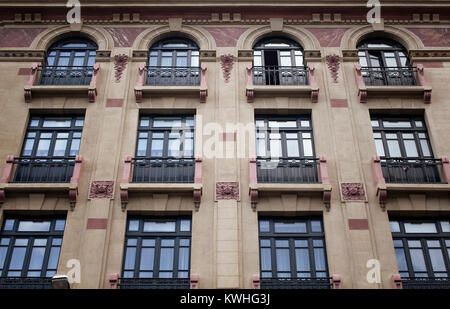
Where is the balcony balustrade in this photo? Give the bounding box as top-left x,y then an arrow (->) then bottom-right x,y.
0,277 -> 52,289
359,66 -> 417,87
252,66 -> 308,86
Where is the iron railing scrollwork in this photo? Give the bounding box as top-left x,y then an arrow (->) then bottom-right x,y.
401,277 -> 450,289
118,278 -> 190,289
253,66 -> 309,86
145,66 -> 201,86
12,157 -> 76,183
260,277 -> 332,289
0,277 -> 52,289
256,157 -> 320,184
360,66 -> 417,86
380,157 -> 443,184
132,157 -> 195,183
38,65 -> 94,86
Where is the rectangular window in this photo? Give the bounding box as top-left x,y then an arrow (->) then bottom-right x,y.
258,217 -> 330,289
132,115 -> 195,183
390,218 -> 450,286
0,216 -> 66,286
121,217 -> 191,289
255,116 -> 319,184
13,116 -> 84,183
371,115 -> 441,184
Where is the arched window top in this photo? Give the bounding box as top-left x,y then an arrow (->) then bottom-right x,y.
357,38 -> 407,52
48,37 -> 98,51
253,37 -> 303,50
150,37 -> 199,51
45,37 -> 97,68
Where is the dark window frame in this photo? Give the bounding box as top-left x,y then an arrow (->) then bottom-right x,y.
253,37 -> 305,68
390,217 -> 450,279
258,216 -> 329,279
122,216 -> 192,280
45,37 -> 98,67
357,38 -> 410,69
0,216 -> 66,278
148,37 -> 199,68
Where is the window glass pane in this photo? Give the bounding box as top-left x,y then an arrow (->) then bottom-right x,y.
9,247 -> 27,270
300,121 -> 310,127
47,247 -> 61,270
429,249 -> 447,272
383,121 -> 411,128
314,248 -> 326,271
274,221 -> 306,233
161,239 -> 175,247
3,219 -> 14,231
269,121 -> 297,128
178,247 -> 190,271
22,139 -> 35,156
142,239 -> 155,246
390,221 -> 400,233
440,221 -> 450,232
259,220 -> 270,233
143,221 -> 176,232
191,55 -> 199,67
269,139 -> 282,158
286,140 -> 299,157
395,248 -> 408,272
180,239 -> 190,247
54,220 -> 65,231
69,139 -> 81,156
387,140 -> 401,157
150,139 -> 164,157
410,249 -> 427,272
311,220 -> 322,233
295,248 -> 310,271
28,247 -> 45,270
0,247 -> 8,269
404,140 -> 418,157
371,120 -> 379,127
18,221 -> 51,232
140,119 -> 150,127
420,140 -> 431,157
159,248 -> 174,270
53,139 -> 68,156
36,139 -> 51,156
180,220 -> 191,232
42,120 -> 71,128
404,223 -> 437,233
375,139 -> 385,157
137,139 -> 147,156
260,248 -> 272,272
124,247 -> 136,270
302,139 -> 313,157
276,249 -> 290,272
153,118 -> 182,128
280,56 -> 292,67
139,248 -> 155,270
128,220 -> 139,232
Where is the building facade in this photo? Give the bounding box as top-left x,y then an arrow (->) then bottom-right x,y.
0,0 -> 449,289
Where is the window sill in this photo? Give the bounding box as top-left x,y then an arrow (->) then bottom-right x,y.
250,183 -> 331,193
134,85 -> 207,103
120,182 -> 202,192
358,85 -> 432,104
378,183 -> 450,193
24,85 -> 97,103
246,85 -> 319,103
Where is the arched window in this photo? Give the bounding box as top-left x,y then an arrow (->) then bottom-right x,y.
46,37 -> 98,67
146,38 -> 200,86
40,37 -> 98,86
252,38 -> 306,86
357,38 -> 415,86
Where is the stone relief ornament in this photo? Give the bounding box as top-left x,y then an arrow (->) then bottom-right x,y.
326,54 -> 340,83
114,54 -> 128,83
341,183 -> 366,201
220,54 -> 234,83
216,182 -> 239,200
89,181 -> 114,199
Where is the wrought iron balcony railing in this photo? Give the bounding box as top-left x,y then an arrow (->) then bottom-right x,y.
359,66 -> 417,86
38,65 -> 94,86
131,157 -> 195,183
118,278 -> 190,289
0,277 -> 52,289
12,157 -> 76,183
380,157 -> 443,184
253,66 -> 309,86
401,277 -> 450,289
256,157 -> 320,184
145,66 -> 201,86
260,277 -> 332,289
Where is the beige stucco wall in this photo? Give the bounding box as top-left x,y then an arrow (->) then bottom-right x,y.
0,3 -> 449,289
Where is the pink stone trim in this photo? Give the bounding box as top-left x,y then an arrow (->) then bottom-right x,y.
372,156 -> 387,206
220,54 -> 234,83
0,155 -> 15,183
200,63 -> 208,103
190,274 -> 199,289
308,64 -> 319,103
252,274 -> 260,289
69,155 -> 83,210
416,64 -> 432,104
319,156 -> 332,208
86,218 -> 108,230
249,158 -> 258,208
348,219 -> 369,230
246,64 -> 254,103
88,63 -> 100,103
135,63 -> 146,103
331,274 -> 342,289
193,157 -> 203,208
114,54 -> 128,83
441,157 -> 450,184
109,273 -> 119,289
120,155 -> 132,210
354,63 -> 367,103
326,54 -> 340,83
391,274 -> 403,289
24,63 -> 39,103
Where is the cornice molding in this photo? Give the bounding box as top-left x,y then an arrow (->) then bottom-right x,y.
0,49 -> 45,61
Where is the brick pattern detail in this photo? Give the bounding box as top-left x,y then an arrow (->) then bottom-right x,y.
341,183 -> 366,201
216,182 -> 239,200
87,218 -> 108,230
106,98 -> 124,107
89,181 -> 114,199
348,219 -> 369,230
330,99 -> 348,108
